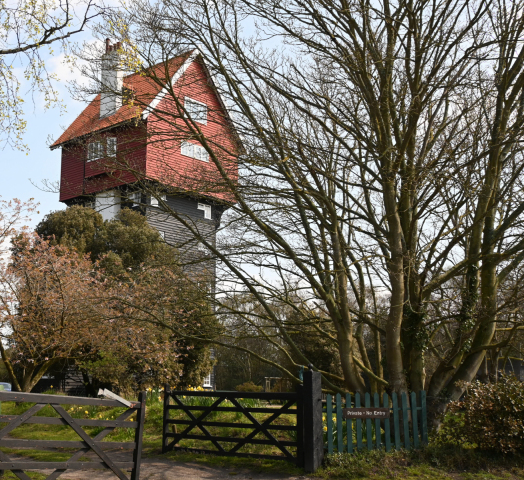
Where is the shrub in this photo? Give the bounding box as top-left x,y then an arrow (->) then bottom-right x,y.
235,381 -> 263,392
438,375 -> 524,454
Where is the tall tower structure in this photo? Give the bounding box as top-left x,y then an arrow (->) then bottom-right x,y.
50,41 -> 238,266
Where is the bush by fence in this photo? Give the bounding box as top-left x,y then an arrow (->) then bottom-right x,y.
438,375 -> 524,454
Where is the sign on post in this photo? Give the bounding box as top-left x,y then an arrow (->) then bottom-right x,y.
342,407 -> 390,419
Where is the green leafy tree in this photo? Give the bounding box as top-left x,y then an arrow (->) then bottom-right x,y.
35,206 -> 217,391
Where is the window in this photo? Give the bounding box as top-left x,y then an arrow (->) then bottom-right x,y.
203,373 -> 212,388
197,203 -> 212,219
185,97 -> 207,124
87,141 -> 103,162
159,231 -> 165,240
181,141 -> 209,162
107,137 -> 117,157
150,194 -> 166,207
87,138 -> 116,161
129,191 -> 141,205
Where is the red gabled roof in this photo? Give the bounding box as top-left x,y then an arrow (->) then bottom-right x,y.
51,51 -> 193,148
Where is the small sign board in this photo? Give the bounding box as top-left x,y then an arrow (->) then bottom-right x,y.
342,407 -> 390,419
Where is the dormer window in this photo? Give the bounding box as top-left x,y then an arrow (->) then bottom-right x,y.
181,141 -> 209,162
185,97 -> 207,124
87,137 -> 117,162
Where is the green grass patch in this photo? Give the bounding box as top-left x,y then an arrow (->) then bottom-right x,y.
0,472 -> 46,480
0,447 -> 89,463
159,450 -> 303,476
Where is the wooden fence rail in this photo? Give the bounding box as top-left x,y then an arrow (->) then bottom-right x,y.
324,391 -> 428,454
0,390 -> 146,480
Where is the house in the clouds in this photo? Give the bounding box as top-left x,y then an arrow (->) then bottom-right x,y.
50,39 -> 238,269
50,40 -> 240,391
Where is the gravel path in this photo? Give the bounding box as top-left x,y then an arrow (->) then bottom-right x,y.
7,453 -> 313,480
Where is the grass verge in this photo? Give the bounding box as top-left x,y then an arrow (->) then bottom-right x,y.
315,445 -> 524,479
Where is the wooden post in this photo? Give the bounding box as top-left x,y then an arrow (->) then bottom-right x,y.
365,393 -> 373,450
401,393 -> 411,450
383,393 -> 391,452
392,392 -> 401,450
162,384 -> 171,454
131,391 -> 146,480
303,368 -> 323,473
374,392 -> 381,449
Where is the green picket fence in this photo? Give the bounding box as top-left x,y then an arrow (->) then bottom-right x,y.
324,391 -> 428,454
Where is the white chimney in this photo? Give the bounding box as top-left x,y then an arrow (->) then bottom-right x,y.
100,39 -> 123,118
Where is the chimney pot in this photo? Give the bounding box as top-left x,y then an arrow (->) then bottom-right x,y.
105,38 -> 111,53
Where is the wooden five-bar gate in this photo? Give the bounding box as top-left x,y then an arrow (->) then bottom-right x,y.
162,386 -> 302,462
324,391 -> 428,453
0,390 -> 146,480
162,370 -> 325,472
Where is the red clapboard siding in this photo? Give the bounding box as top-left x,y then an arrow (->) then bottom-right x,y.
145,60 -> 238,203
60,126 -> 147,201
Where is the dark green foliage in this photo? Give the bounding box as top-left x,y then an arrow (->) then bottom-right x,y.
235,381 -> 263,392
35,205 -> 105,256
36,206 -> 177,275
438,375 -> 524,454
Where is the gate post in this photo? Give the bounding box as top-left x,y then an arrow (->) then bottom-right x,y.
303,367 -> 323,473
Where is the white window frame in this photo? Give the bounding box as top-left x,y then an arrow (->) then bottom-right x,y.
87,138 -> 117,162
197,203 -> 212,220
87,141 -> 103,162
203,372 -> 212,388
159,231 -> 165,240
107,137 -> 117,157
184,97 -> 207,125
181,141 -> 209,162
150,194 -> 166,207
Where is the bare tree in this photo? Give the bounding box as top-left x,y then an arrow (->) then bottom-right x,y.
73,0 -> 524,424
